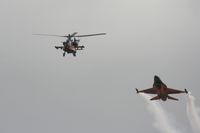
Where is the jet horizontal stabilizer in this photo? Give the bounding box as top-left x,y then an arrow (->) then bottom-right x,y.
150,96 -> 160,100
167,95 -> 178,101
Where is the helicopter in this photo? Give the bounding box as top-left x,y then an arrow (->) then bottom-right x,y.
34,32 -> 106,57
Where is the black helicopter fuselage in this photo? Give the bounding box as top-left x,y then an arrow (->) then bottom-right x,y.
62,41 -> 77,56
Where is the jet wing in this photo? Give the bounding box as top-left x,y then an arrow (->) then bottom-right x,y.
167,95 -> 179,101
137,88 -> 157,94
150,96 -> 160,100
167,88 -> 186,94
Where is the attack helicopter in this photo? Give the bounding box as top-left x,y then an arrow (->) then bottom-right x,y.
34,32 -> 106,57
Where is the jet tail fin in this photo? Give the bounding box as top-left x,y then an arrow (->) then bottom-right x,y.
168,95 -> 178,101
150,96 -> 160,100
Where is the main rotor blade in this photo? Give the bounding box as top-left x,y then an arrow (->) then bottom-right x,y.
75,33 -> 106,38
33,34 -> 66,38
33,32 -> 106,38
70,32 -> 78,37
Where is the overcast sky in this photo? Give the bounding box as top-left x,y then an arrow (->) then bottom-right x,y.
0,0 -> 200,133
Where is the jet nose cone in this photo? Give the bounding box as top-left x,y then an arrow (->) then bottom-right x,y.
154,75 -> 159,79
154,75 -> 161,82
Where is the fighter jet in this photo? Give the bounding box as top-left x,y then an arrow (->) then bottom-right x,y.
136,75 -> 188,101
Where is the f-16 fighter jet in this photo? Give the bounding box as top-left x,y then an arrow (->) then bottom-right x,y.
136,75 -> 188,101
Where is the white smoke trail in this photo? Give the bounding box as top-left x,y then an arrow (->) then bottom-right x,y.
140,93 -> 181,133
186,92 -> 200,133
